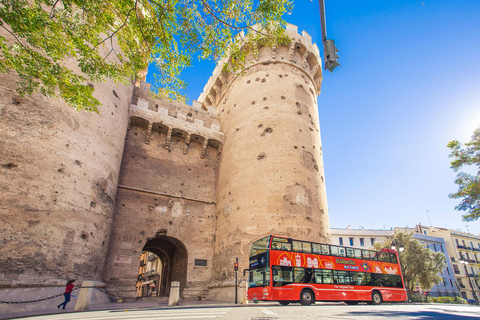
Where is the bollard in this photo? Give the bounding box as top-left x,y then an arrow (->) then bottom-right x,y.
74,280 -> 95,311
168,281 -> 180,306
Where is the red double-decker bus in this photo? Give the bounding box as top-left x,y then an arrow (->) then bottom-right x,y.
247,235 -> 407,305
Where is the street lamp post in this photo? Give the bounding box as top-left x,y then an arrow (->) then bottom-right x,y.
459,259 -> 479,304
318,0 -> 340,72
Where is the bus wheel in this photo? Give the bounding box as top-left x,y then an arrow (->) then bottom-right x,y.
300,289 -> 314,306
371,291 -> 383,305
279,301 -> 290,306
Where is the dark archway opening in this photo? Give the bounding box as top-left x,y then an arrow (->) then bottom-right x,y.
139,236 -> 188,297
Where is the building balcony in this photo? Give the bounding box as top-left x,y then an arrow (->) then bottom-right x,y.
472,247 -> 480,252
145,270 -> 158,277
148,254 -> 158,262
457,245 -> 467,250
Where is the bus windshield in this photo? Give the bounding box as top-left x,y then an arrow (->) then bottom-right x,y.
250,236 -> 270,256
249,268 -> 270,287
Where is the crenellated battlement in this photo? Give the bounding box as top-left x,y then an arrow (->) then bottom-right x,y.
128,82 -> 224,157
198,24 -> 323,110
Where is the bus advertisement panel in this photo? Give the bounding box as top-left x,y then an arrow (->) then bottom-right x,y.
270,249 -> 401,276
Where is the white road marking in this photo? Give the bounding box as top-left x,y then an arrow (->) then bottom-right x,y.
25,308 -> 232,320
260,307 -> 277,316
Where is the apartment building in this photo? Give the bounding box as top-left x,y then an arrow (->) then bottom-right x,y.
420,226 -> 480,302
330,226 -> 458,297
135,252 -> 163,297
330,226 -> 392,249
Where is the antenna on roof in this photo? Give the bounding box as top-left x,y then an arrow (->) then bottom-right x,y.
426,210 -> 432,226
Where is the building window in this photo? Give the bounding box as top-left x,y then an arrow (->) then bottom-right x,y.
339,237 -> 343,246
443,279 -> 447,286
349,238 -> 354,246
433,244 -> 437,251
440,245 -> 444,253
456,239 -> 459,246
451,257 -> 456,262
446,268 -> 450,276
360,238 -> 365,246
450,279 -> 454,287
370,238 -> 375,246
453,264 -> 460,274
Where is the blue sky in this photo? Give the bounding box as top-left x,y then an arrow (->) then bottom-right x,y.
148,0 -> 480,234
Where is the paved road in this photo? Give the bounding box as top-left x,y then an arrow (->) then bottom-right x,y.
9,303 -> 480,320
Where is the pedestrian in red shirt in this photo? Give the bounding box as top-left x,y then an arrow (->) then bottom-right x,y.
57,279 -> 75,310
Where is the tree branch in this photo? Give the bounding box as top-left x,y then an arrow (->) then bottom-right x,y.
94,5 -> 137,49
50,0 -> 61,18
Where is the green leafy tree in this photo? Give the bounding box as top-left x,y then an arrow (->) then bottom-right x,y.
448,127 -> 480,221
0,0 -> 292,112
374,232 -> 445,295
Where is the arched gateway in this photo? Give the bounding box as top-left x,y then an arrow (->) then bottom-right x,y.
105,233 -> 193,299
141,236 -> 188,296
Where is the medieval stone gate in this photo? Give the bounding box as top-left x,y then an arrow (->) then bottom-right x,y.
0,24 -> 330,307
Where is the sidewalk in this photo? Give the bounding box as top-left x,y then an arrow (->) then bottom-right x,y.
0,299 -> 246,320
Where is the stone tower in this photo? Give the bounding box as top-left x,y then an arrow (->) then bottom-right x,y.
198,24 -> 331,299
0,29 -> 133,311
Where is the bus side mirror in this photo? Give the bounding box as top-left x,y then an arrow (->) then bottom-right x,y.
243,269 -> 249,276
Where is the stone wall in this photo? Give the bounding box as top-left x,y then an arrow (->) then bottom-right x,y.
0,71 -> 132,309
103,87 -> 223,298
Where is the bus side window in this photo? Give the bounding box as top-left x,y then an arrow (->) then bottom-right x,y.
316,269 -> 333,284
390,253 -> 398,264
362,250 -> 373,260
302,242 -> 312,253
331,245 -> 345,257
312,243 -> 321,254
351,271 -> 368,286
330,246 -> 339,256
295,268 -> 314,283
272,237 -> 291,251
362,273 -> 371,286
370,273 -> 382,286
292,241 -> 302,252
321,244 -> 330,255
333,270 -> 350,285
346,248 -> 355,258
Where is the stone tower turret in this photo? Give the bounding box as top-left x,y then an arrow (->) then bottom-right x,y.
199,24 -> 331,298
0,29 -> 133,310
